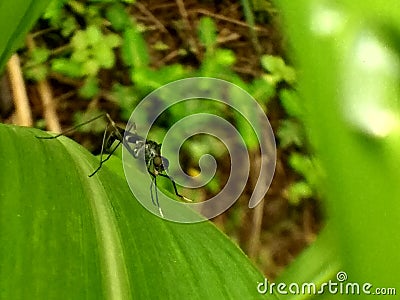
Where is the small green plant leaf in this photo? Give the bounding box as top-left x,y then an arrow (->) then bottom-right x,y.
104,33 -> 122,49
83,58 -> 100,76
94,42 -> 116,69
249,77 -> 275,105
28,47 -> 50,65
261,55 -> 296,85
79,76 -> 100,98
279,89 -> 303,118
71,48 -> 89,63
277,119 -> 304,148
51,58 -> 84,78
285,181 -> 313,205
71,29 -> 89,50
121,26 -> 150,68
86,25 -> 102,44
198,16 -> 218,52
111,83 -> 138,120
200,49 -> 236,78
24,64 -> 48,81
68,0 -> 85,15
24,47 -> 50,81
131,64 -> 188,96
106,3 -> 131,31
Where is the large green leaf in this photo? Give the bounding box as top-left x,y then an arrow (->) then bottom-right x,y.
0,123 -> 272,299
0,0 -> 51,71
274,0 -> 400,297
274,227 -> 340,300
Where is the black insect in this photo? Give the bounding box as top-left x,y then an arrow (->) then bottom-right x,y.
37,113 -> 189,216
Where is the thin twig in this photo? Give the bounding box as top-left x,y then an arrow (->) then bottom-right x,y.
50,72 -> 81,87
247,152 -> 264,259
158,49 -> 181,65
6,54 -> 33,126
175,0 -> 198,54
216,31 -> 241,44
37,81 -> 62,133
54,90 -> 76,103
26,35 -> 61,133
30,27 -> 57,39
190,8 -> 269,33
240,0 -> 263,56
135,2 -> 168,33
175,0 -> 190,29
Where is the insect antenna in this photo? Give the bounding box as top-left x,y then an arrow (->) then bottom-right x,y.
37,113 -> 124,177
36,113 -> 107,139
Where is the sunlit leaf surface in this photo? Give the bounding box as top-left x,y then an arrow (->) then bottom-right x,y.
0,124 -> 271,299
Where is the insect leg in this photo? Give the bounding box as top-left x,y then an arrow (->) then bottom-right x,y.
158,173 -> 192,202
97,122 -> 110,164
149,172 -> 157,206
88,140 -> 122,177
88,122 -> 109,177
149,172 -> 164,217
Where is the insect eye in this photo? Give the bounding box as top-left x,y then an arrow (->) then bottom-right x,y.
153,156 -> 163,168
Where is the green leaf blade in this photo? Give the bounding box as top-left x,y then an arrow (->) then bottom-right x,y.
0,124 -> 270,299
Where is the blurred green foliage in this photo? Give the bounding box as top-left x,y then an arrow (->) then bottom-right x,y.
275,0 -> 400,296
